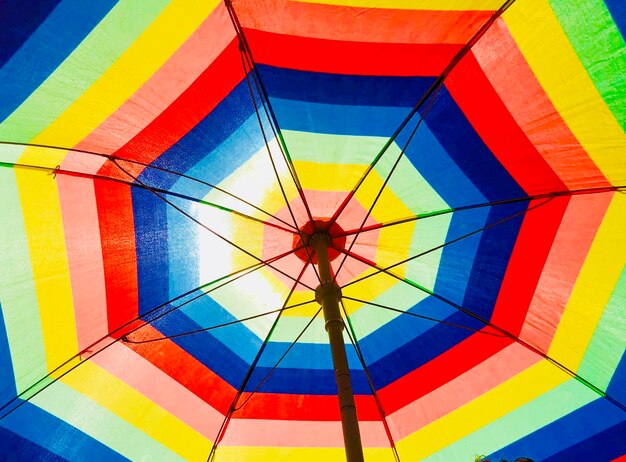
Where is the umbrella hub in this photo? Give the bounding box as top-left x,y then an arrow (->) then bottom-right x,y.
292,219 -> 346,263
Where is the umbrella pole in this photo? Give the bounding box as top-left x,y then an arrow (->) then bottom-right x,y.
312,234 -> 364,462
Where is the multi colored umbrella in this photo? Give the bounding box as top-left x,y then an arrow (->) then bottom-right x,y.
1,0 -> 625,460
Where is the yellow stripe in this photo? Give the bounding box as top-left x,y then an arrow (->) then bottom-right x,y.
31,0 -> 219,148
293,0 -> 501,10
549,193 -> 626,367
396,359 -> 568,459
504,0 -> 626,185
14,170 -> 78,369
217,446 -> 395,461
296,160 -> 414,232
63,361 -> 212,460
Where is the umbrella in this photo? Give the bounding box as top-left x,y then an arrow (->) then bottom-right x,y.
0,0 -> 625,460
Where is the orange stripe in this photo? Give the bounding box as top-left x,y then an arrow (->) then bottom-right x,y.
472,18 -> 609,189
519,193 -> 612,351
378,332 -> 513,414
387,343 -> 539,440
57,176 -> 109,350
234,0 -> 494,44
63,4 -> 235,172
489,197 -> 569,335
92,341 -> 224,439
224,419 -> 389,447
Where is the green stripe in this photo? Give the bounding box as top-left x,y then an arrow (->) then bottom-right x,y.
0,0 -> 170,142
422,379 -> 597,462
577,266 -> 626,389
0,170 -> 47,393
283,130 -> 449,215
373,149 -> 448,216
31,381 -> 184,461
549,0 -> 626,130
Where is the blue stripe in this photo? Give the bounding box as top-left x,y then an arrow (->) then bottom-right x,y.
544,421 -> 626,461
607,350 -> 626,406
460,202 -> 526,318
0,401 -> 128,461
0,0 -> 118,123
260,66 -> 434,136
149,294 -> 257,387
604,0 -> 626,41
138,82 -> 259,190
259,65 -> 434,107
402,118 -> 486,209
0,0 -> 62,65
0,303 -> 17,406
246,365 -> 369,395
489,397 -> 626,461
420,87 -> 525,202
0,426 -> 67,462
270,98 -> 414,137
135,82 -> 262,314
132,188 -> 170,316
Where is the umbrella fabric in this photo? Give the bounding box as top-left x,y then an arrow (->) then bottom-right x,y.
0,0 -> 625,460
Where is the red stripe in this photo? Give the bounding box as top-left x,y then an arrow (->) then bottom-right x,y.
490,197 -> 570,335
445,52 -> 567,195
247,28 -> 462,76
126,325 -> 236,414
126,325 -> 381,420
94,180 -> 139,335
98,39 -> 245,180
378,331 -> 514,414
472,19 -> 608,190
520,194 -> 612,351
237,390 -> 381,421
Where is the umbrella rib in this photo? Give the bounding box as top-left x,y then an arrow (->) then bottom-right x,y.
224,0 -> 316,226
207,261 -> 309,462
342,197 -> 554,289
342,296 -> 506,338
335,184 -> 626,238
331,84 -> 443,283
0,247 -> 298,422
0,159 -> 297,235
234,305 -> 323,411
110,158 -> 315,291
340,299 -> 401,462
0,140 -> 296,230
238,47 -> 321,283
326,0 -> 518,227
122,299 -> 317,344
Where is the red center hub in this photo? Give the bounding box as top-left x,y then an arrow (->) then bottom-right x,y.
292,219 -> 346,263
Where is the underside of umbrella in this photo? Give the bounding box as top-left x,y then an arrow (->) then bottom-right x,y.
0,0 -> 625,461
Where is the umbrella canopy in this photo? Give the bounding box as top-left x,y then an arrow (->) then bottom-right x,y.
1,0 -> 625,460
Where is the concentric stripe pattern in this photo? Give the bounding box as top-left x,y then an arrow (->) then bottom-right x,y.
0,0 -> 624,460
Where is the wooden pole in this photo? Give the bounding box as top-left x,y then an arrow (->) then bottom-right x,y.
312,234 -> 364,462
